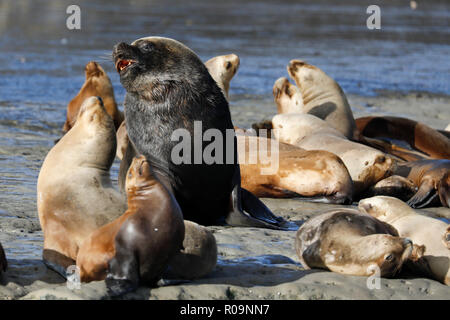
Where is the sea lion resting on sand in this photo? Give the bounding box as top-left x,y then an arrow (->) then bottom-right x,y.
286,60 -> 357,139
77,156 -> 185,295
392,159 -> 450,208
356,116 -> 450,160
271,112 -> 394,196
295,209 -> 415,277
63,61 -> 123,133
359,196 -> 450,285
37,97 -> 127,274
237,133 -> 353,203
113,36 -> 292,230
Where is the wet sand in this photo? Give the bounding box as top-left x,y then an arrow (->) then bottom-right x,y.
0,0 -> 449,299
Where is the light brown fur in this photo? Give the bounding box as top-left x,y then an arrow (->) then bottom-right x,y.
63,61 -> 123,132
295,209 -> 413,277
37,97 -> 127,271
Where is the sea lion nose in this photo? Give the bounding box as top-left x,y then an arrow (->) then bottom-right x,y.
113,42 -> 132,55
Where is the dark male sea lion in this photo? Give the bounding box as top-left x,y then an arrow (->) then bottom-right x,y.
356,116 -> 450,160
113,36 -> 291,230
63,61 -> 124,132
76,156 -> 185,295
295,209 -> 414,277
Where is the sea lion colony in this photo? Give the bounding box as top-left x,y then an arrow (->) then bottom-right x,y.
1,37 -> 448,295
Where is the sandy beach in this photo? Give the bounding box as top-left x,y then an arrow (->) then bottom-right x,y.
0,0 -> 449,300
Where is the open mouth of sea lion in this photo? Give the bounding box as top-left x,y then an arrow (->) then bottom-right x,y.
115,59 -> 136,73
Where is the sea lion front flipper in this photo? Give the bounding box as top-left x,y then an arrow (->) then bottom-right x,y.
42,249 -> 76,279
105,252 -> 140,297
406,181 -> 439,208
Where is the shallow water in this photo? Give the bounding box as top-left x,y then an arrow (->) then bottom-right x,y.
0,0 -> 449,261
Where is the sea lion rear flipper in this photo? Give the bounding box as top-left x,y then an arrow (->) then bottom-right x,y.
225,170 -> 297,230
406,181 -> 438,208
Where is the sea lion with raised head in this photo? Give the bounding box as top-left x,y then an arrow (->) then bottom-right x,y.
359,196 -> 450,285
113,36 -> 291,230
295,209 -> 414,277
237,133 -> 353,203
76,156 -> 185,295
287,60 -> 356,139
272,77 -> 304,114
63,61 -> 124,132
205,53 -> 240,99
394,159 -> 450,208
37,96 -> 127,274
356,116 -> 450,160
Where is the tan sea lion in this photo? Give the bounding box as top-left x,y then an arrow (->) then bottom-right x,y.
115,121 -> 128,160
237,133 -> 353,203
271,113 -> 395,196
272,77 -> 304,114
287,59 -> 356,139
77,156 -> 185,295
37,96 -> 127,274
359,196 -> 450,285
356,116 -> 450,160
205,53 -> 240,99
0,243 -> 7,274
295,209 -> 414,277
164,220 -> 217,280
63,61 -> 124,132
394,160 -> 450,208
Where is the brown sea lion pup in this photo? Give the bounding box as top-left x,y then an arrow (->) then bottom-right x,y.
359,196 -> 450,285
113,36 -> 292,230
356,116 -> 450,160
0,243 -> 7,274
394,159 -> 450,208
237,133 -> 353,203
272,113 -> 395,196
63,61 -> 124,132
164,220 -> 217,280
287,59 -> 356,139
37,96 -> 127,274
76,156 -> 185,296
295,209 -> 413,277
205,53 -> 240,99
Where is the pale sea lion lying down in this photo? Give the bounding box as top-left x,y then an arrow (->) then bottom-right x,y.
359,196 -> 450,285
295,209 -> 415,277
271,112 -> 395,197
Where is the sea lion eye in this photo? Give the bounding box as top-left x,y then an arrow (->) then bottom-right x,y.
384,253 -> 394,261
140,42 -> 155,53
